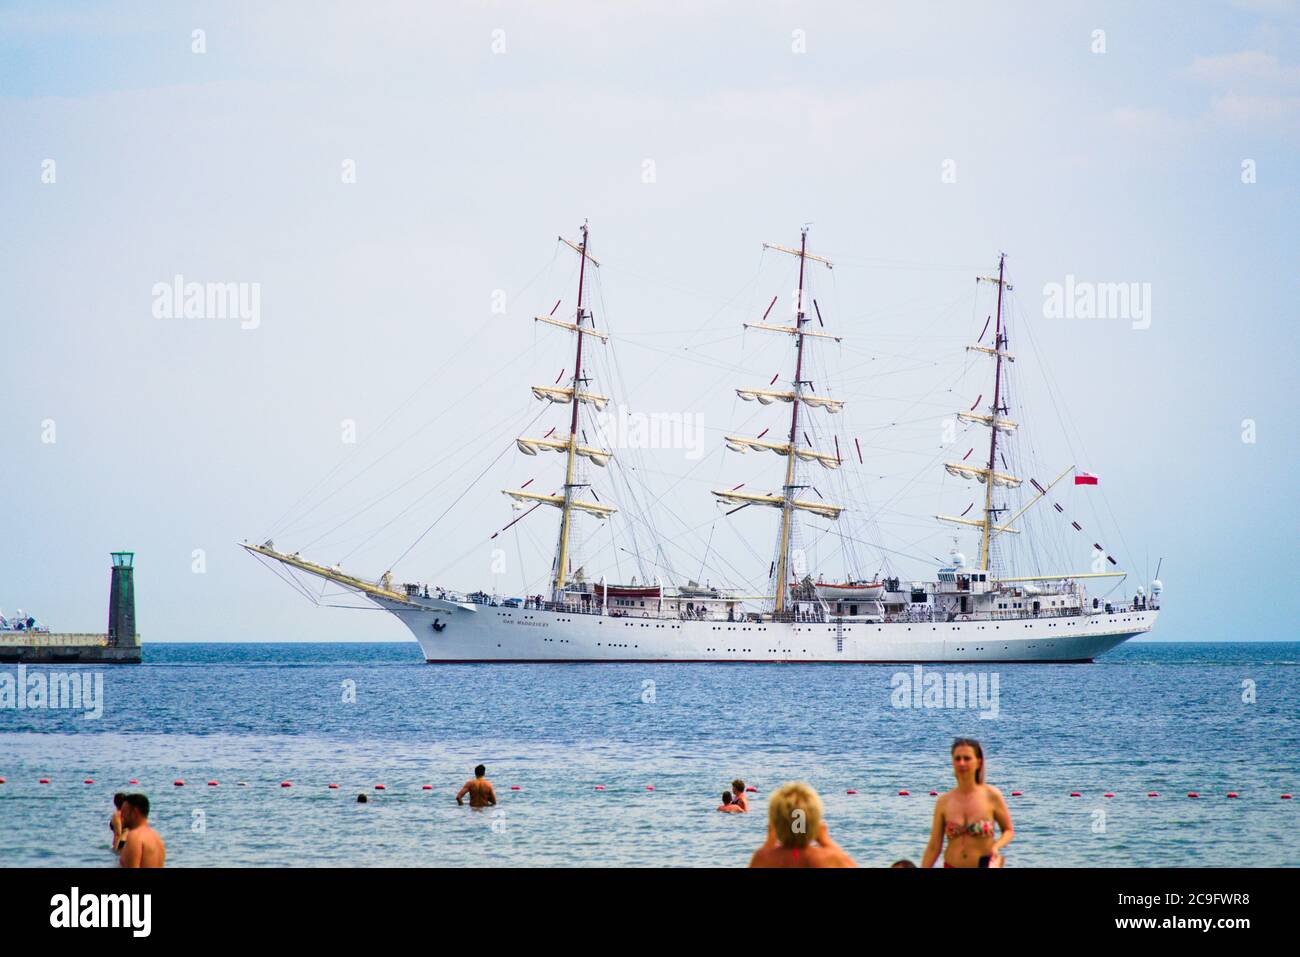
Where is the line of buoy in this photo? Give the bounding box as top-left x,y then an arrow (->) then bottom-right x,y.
11,778 -> 1295,799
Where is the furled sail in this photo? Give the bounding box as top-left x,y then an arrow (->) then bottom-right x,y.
724,435 -> 840,469
735,388 -> 844,413
957,411 -> 1019,433
936,514 -> 1020,534
502,489 -> 616,517
966,344 -> 1015,362
712,489 -> 844,520
944,462 -> 1022,488
743,321 -> 842,343
515,436 -> 612,467
530,385 -> 610,411
535,315 -> 609,340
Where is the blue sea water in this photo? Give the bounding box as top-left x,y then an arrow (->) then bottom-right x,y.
0,641 -> 1296,867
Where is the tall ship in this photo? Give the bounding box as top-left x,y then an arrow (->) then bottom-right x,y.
245,225 -> 1159,662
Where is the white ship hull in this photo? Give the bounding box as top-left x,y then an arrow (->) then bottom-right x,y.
378,596 -> 1155,663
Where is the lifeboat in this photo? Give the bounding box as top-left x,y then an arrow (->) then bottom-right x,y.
814,581 -> 886,601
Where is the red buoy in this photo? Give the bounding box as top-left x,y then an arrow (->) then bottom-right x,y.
1187,792 -> 1199,798
173,780 -> 184,786
39,778 -> 50,784
280,781 -> 292,788
594,785 -> 605,790
84,779 -> 95,784
1104,793 -> 1114,798
846,789 -> 857,795
510,785 -> 521,791
898,790 -> 910,796
1069,792 -> 1081,797
421,784 -> 432,790
328,784 -> 339,789
1148,792 -> 1159,797
0,778 -> 6,784
374,784 -> 385,790
1010,791 -> 1022,796
645,786 -> 655,791
1226,792 -> 1239,798
929,790 -> 939,796
1282,794 -> 1293,800
745,786 -> 757,792
128,779 -> 138,784
207,780 -> 219,787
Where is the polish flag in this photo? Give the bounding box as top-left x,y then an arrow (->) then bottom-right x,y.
1075,471 -> 1099,486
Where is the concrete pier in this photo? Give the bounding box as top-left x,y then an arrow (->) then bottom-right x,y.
0,552 -> 143,664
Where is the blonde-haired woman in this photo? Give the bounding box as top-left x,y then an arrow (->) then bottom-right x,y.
748,782 -> 857,868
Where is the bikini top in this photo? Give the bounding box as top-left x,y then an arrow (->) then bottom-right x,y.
946,818 -> 995,839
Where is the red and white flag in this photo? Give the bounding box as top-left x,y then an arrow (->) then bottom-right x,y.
1075,471 -> 1099,486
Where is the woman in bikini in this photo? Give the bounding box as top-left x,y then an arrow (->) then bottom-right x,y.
921,738 -> 1014,868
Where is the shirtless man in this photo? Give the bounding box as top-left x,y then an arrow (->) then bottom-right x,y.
717,791 -> 744,813
118,794 -> 166,868
109,793 -> 127,852
455,764 -> 497,807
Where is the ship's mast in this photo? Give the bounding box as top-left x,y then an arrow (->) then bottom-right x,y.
979,253 -> 1008,571
554,223 -> 591,597
711,229 -> 841,618
774,228 -> 811,615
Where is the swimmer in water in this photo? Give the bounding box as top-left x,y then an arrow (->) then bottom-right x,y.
717,791 -> 744,813
748,782 -> 857,868
118,794 -> 166,869
731,779 -> 749,812
921,737 -> 1014,868
455,764 -> 497,808
110,792 -> 127,851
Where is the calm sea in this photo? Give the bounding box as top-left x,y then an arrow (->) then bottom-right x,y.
1,641 -> 1296,867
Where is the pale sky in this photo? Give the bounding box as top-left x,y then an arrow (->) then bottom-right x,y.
2,1 -> 1295,643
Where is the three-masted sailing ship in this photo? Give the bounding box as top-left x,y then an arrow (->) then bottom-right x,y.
244,224 -> 1160,662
